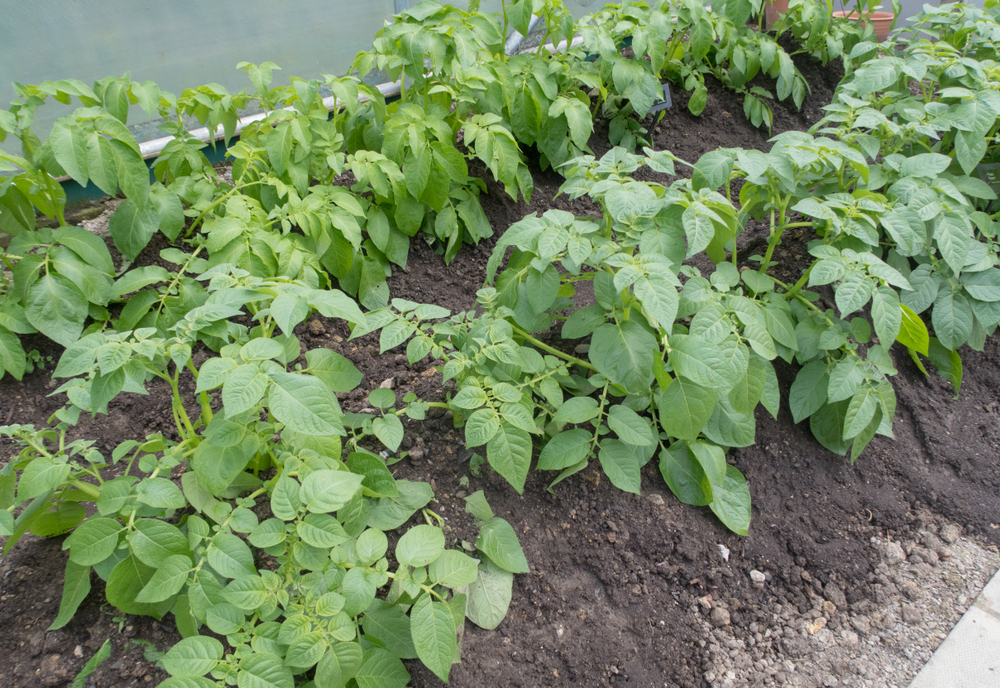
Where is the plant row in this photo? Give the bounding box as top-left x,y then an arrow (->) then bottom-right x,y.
1,1 -> 1000,686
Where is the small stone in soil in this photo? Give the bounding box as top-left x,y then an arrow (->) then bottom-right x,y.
883,541 -> 906,565
710,607 -> 731,627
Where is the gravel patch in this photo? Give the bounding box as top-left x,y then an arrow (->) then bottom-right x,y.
691,519 -> 1000,688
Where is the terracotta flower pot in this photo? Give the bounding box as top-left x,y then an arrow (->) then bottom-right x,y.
765,0 -> 790,26
832,10 -> 895,42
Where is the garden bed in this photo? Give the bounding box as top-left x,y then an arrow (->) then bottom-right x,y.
2,45 -> 999,688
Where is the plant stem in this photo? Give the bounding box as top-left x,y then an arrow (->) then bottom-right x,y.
511,326 -> 597,371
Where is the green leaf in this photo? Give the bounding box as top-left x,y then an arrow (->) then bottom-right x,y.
727,354 -> 766,415
396,524 -> 445,567
18,457 -> 72,501
50,120 -> 90,185
708,466 -> 751,535
48,560 -> 91,630
658,376 -> 716,440
692,150 -> 733,191
316,643 -> 364,688
465,556 -> 513,630
932,286 -> 973,351
372,414 -> 404,453
52,225 -> 114,274
429,550 -> 480,588
224,575 -> 269,610
634,270 -> 680,329
834,272 -> 874,316
702,399 -> 755,447
346,453 -> 398,498
25,273 -> 87,347
160,637 -> 224,678
361,601 -> 416,659
537,429 -> 592,470
207,532 -> 256,578
552,397 -> 600,424
562,304 -> 606,340
659,441 -> 713,506
788,361 -> 829,424
193,439 -> 255,496
486,422 -> 532,494
354,648 -> 410,688
897,303 -> 929,355
285,632 -> 328,670
135,554 -> 192,603
237,653 -> 294,688
297,513 -> 350,549
0,328 -> 26,381
136,477 -> 186,509
871,285 -> 902,348
367,480 -> 433,531
270,476 -> 301,521
668,335 -> 742,391
299,470 -> 363,513
597,440 -> 644,494
72,638 -> 114,687
411,594 -> 457,682
108,199 -> 159,261
476,518 -> 528,573
843,387 -> 877,439
269,372 -> 345,436
926,336 -> 963,396
222,365 -> 268,416
130,518 -> 190,567
934,212 -> 971,274
67,517 -> 122,566
106,553 -> 174,618
465,407 -> 500,447
590,321 -> 657,393
607,405 -> 656,446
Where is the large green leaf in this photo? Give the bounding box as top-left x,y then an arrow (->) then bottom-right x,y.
658,376 -> 716,440
395,524 -> 445,567
486,422 -> 532,494
160,637 -> 224,678
354,648 -> 409,688
106,553 -> 175,618
299,470 -> 363,514
410,594 -> 457,682
135,554 -> 193,603
237,653 -> 294,688
48,560 -> 92,630
708,466 -> 751,535
597,440 -> 644,494
788,360 -> 829,424
108,199 -> 160,261
306,349 -> 363,393
66,517 -> 122,566
589,321 -> 657,393
269,372 -> 345,436
476,518 -> 529,573
658,442 -> 713,506
25,273 -> 87,346
465,557 -> 513,630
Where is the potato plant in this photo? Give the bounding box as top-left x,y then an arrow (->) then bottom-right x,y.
1,3 -> 1000,681
0,278 -> 526,686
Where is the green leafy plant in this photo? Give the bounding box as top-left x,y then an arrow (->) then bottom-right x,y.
1,281 -> 525,685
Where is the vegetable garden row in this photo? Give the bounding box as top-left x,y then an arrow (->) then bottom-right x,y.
2,0 -> 1000,686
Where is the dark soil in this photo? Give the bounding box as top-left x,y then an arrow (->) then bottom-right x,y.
3,50 -> 1000,688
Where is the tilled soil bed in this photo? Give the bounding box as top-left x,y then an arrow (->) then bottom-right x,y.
2,52 -> 1000,688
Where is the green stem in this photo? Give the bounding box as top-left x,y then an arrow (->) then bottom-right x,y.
784,264 -> 814,300
511,326 -> 597,372
69,479 -> 100,499
184,180 -> 264,239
